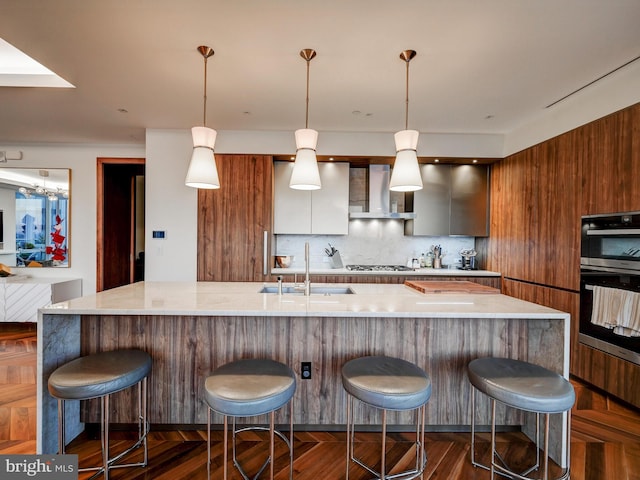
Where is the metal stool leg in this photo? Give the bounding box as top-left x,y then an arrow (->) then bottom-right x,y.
102,394 -> 110,480
346,392 -> 427,480
57,399 -> 66,454
346,394 -> 352,480
381,408 -> 387,480
289,398 -> 294,480
207,407 -> 211,480
270,410 -> 275,480
223,415 -> 229,480
490,398 -> 497,480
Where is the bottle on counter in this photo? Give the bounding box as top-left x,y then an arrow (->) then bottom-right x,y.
425,252 -> 434,268
419,253 -> 426,268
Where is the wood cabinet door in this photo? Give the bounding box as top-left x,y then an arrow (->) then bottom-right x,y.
489,135 -> 581,291
197,155 -> 273,281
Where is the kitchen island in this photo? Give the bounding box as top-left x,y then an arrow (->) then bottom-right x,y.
37,281 -> 570,463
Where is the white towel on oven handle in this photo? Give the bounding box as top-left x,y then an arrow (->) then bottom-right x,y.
591,285 -> 640,337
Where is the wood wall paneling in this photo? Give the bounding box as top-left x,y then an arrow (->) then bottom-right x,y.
197,155 -> 273,282
79,314 -> 564,428
581,106 -> 640,214
490,102 -> 640,402
488,135 -> 581,291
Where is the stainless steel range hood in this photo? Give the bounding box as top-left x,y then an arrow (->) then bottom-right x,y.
349,165 -> 416,219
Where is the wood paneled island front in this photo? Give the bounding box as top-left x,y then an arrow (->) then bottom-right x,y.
38,281 -> 570,463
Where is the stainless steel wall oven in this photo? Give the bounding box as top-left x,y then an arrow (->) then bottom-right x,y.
580,211 -> 640,365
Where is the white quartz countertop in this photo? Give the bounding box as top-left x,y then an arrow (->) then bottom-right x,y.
0,276 -> 80,284
271,267 -> 500,276
40,281 -> 568,319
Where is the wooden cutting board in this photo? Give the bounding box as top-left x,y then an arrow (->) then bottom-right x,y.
404,280 -> 500,294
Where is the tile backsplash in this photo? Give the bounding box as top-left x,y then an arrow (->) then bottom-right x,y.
275,220 -> 476,270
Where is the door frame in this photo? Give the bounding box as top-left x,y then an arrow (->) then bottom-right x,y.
96,157 -> 145,292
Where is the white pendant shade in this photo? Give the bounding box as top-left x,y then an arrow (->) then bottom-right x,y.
294,128 -> 318,150
191,126 -> 217,148
185,126 -> 220,189
290,128 -> 321,190
390,129 -> 423,192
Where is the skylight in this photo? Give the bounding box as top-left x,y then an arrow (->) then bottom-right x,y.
0,38 -> 74,88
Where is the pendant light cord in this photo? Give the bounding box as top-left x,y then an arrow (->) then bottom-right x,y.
305,57 -> 310,128
196,45 -> 215,128
399,50 -> 416,130
404,58 -> 410,130
299,49 -> 316,129
203,55 -> 208,127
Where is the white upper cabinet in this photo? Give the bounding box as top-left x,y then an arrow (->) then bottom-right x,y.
274,161 -> 349,234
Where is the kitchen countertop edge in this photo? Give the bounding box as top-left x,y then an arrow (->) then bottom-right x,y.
39,281 -> 568,320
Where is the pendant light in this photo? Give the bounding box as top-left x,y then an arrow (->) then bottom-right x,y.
185,46 -> 220,189
390,50 -> 423,192
289,48 -> 321,190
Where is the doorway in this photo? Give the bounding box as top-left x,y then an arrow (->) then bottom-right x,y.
96,158 -> 145,292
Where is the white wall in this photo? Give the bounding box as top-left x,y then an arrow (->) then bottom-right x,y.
504,59 -> 640,156
144,130 -> 197,282
0,144 -> 144,294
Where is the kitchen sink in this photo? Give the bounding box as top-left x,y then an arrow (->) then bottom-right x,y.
259,285 -> 355,295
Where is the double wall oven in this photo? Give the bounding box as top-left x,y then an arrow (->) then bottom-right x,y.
580,211 -> 640,365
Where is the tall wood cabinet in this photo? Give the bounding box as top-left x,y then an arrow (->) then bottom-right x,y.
486,102 -> 640,407
197,154 -> 273,281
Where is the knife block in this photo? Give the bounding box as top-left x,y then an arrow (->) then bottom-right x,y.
330,252 -> 344,269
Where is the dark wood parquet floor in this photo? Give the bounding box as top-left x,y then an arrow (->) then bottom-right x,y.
1,324 -> 640,479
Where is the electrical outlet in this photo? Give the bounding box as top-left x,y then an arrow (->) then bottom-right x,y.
301,362 -> 312,379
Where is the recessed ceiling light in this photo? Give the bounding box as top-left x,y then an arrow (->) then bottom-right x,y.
485,115 -> 494,120
0,38 -> 74,88
117,108 -> 128,114
352,110 -> 361,115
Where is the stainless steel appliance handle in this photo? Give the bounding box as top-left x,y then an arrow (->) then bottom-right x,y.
263,230 -> 268,276
586,228 -> 640,235
581,263 -> 640,274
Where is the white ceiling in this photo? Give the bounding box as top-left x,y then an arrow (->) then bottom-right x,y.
0,0 -> 639,145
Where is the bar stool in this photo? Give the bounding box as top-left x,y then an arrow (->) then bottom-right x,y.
468,357 -> 575,480
48,349 -> 152,480
204,358 -> 296,480
342,355 -> 432,480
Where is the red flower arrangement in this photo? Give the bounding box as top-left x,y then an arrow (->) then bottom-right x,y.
45,214 -> 67,262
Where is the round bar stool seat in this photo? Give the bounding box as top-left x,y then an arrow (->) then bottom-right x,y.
468,357 -> 575,480
342,356 -> 432,480
49,349 -> 152,400
204,358 -> 296,480
205,359 -> 296,416
468,358 -> 575,414
48,349 -> 152,480
342,356 -> 432,410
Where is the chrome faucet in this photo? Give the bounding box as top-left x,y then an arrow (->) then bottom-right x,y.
294,242 -> 311,295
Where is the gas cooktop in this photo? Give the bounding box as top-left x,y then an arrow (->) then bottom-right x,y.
346,265 -> 414,272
